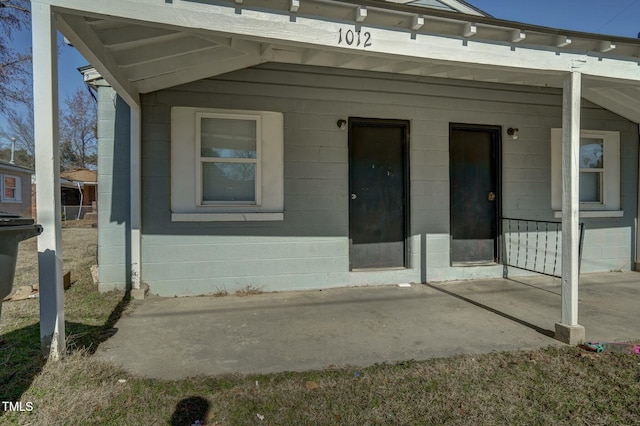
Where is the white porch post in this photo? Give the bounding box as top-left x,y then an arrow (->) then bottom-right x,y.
32,2 -> 65,359
555,70 -> 585,345
130,105 -> 145,298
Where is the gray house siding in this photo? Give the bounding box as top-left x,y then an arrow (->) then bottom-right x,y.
99,64 -> 638,295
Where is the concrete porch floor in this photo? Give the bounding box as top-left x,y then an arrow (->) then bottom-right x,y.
95,272 -> 640,380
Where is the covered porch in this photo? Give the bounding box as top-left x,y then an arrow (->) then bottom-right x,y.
94,271 -> 640,379
31,0 -> 640,358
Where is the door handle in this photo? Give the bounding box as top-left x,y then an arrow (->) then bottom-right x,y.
488,192 -> 496,201
351,193 -> 357,200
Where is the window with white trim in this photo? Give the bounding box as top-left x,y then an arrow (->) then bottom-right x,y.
196,113 -> 261,205
551,129 -> 621,216
1,174 -> 22,202
171,107 -> 284,222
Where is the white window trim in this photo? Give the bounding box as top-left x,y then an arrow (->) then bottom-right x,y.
551,128 -> 622,217
1,174 -> 22,203
195,112 -> 262,207
171,107 -> 284,222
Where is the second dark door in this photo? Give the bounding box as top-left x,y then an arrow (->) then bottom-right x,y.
449,125 -> 500,264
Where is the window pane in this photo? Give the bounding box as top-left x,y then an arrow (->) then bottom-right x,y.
4,176 -> 16,188
579,138 -> 603,169
4,188 -> 15,199
202,163 -> 256,202
579,171 -> 601,202
201,118 -> 256,159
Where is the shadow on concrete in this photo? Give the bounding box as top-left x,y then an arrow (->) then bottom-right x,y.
424,283 -> 556,339
505,277 -> 562,296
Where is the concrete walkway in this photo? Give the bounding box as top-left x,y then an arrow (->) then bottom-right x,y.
95,272 -> 640,380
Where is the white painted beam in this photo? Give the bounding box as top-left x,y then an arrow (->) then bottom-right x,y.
390,60 -> 422,73
90,24 -> 177,48
301,49 -> 322,64
56,12 -> 139,107
112,35 -> 216,67
598,41 -> 615,53
260,43 -> 273,57
32,2 -> 65,360
356,6 -> 367,23
555,35 -> 572,48
462,23 -> 477,38
411,15 -> 424,31
289,0 -> 299,13
558,70 -> 584,342
511,29 -> 525,43
123,45 -> 226,81
130,105 -> 141,292
135,52 -> 262,93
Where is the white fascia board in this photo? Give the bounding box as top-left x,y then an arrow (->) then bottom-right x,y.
41,0 -> 640,83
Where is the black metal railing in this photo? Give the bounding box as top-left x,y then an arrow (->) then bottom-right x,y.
501,217 -> 584,278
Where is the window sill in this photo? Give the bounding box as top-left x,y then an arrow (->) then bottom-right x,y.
553,210 -> 624,218
171,212 -> 284,222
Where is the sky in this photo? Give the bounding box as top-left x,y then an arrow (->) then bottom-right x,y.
2,0 -> 640,138
467,0 -> 640,37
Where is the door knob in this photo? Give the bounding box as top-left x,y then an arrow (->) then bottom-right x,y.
488,192 -> 496,201
351,193 -> 357,200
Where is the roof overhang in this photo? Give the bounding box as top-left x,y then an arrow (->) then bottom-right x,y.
0,161 -> 34,174
39,0 -> 640,123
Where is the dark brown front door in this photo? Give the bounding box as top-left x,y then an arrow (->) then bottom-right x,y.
349,119 -> 409,270
449,124 -> 501,264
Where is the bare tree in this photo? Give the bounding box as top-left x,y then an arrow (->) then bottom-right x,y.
0,100 -> 34,167
0,0 -> 31,109
59,87 -> 97,170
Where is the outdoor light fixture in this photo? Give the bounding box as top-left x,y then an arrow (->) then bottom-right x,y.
337,119 -> 347,130
507,127 -> 519,140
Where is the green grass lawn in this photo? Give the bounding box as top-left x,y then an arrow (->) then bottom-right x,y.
1,227 -> 640,425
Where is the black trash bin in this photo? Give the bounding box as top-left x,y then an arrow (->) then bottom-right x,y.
0,212 -> 43,320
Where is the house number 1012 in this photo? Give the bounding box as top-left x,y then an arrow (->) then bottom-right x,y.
338,28 -> 372,48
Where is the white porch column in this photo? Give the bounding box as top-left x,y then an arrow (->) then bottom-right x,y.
32,2 -> 65,359
555,70 -> 585,345
130,105 -> 145,298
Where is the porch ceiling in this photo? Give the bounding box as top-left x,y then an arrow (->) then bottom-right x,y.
52,0 -> 640,123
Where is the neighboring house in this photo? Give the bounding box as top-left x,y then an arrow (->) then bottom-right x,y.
31,0 -> 640,351
60,168 -> 98,220
0,160 -> 33,217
